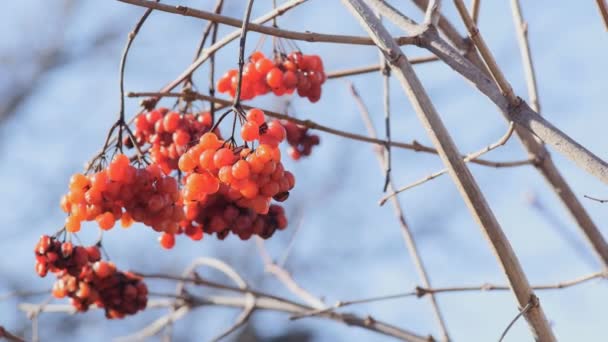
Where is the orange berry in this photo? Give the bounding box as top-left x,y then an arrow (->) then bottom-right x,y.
199,133 -> 222,150
65,215 -> 81,233
121,212 -> 134,228
255,145 -> 274,163
266,120 -> 286,142
255,58 -> 274,74
93,261 -> 115,278
240,180 -> 259,199
159,233 -> 175,249
178,153 -> 197,172
173,129 -> 190,146
241,121 -> 260,141
218,166 -> 234,184
246,109 -> 265,125
187,172 -> 220,194
232,160 -> 250,180
69,173 -> 89,191
213,148 -> 236,168
96,212 -> 115,230
163,112 -> 181,132
266,68 -> 284,88
250,51 -> 265,62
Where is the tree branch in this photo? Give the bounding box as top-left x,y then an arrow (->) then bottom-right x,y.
117,0 -> 417,46
341,1 -> 556,340
349,82 -> 451,341
371,0 -> 608,272
128,90 -> 532,169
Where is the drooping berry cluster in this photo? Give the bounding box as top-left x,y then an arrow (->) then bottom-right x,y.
61,154 -> 183,234
35,235 -> 97,277
172,109 -> 295,244
282,120 -> 320,160
131,108 -> 214,173
53,262 -> 148,319
217,51 -> 326,103
35,235 -> 148,319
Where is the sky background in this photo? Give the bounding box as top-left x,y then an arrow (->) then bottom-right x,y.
1,1 -> 608,341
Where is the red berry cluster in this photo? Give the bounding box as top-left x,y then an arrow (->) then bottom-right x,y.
217,51 -> 326,103
172,109 -> 294,243
53,262 -> 148,319
132,108 -> 214,173
35,235 -> 97,277
282,120 -> 320,160
36,235 -> 148,319
61,154 -> 183,234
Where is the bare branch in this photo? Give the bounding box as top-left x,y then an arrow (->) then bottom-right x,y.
0,326 -> 26,342
498,298 -> 535,342
128,90 -> 532,168
424,0 -> 442,26
470,0 -> 481,23
380,122 -> 516,204
326,55 -> 439,79
349,82 -> 451,341
256,238 -> 326,310
373,0 -> 608,271
596,0 -> 608,31
117,0 -> 418,46
510,0 -> 540,112
341,0 -> 556,340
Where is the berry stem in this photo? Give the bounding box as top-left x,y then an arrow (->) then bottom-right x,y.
117,2 -> 157,151
232,0 -> 256,108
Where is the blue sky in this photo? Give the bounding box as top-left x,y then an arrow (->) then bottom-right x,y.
1,1 -> 608,341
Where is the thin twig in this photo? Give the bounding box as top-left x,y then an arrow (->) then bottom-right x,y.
128,90 -> 533,169
116,1 -> 157,151
453,0 -> 517,105
510,0 -> 540,113
470,0 -> 481,23
292,271 -> 607,319
342,1 -> 556,340
327,55 -> 439,79
21,293 -> 431,342
232,0 -> 256,108
584,195 -> 608,203
117,0 -> 418,46
597,0 -> 608,31
0,326 -> 26,342
423,0 -> 441,26
374,0 -> 608,271
256,238 -> 326,310
498,298 -> 535,342
348,82 -> 451,341
380,122 -> 516,205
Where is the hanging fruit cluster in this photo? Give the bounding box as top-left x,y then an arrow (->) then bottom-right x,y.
130,108 -> 215,173
61,154 -> 183,235
36,40 -> 326,321
217,51 -> 326,103
35,235 -> 148,319
282,120 -> 320,160
174,109 -> 294,243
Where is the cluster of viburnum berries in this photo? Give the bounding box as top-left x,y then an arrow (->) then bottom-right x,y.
35,235 -> 147,319
38,48 -> 325,318
217,51 -> 326,103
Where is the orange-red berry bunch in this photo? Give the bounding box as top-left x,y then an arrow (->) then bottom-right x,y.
217,51 -> 326,103
35,235 -> 148,319
61,154 -> 183,234
131,108 -> 214,173
53,262 -> 148,319
171,109 -> 295,243
282,120 -> 320,160
34,235 -> 98,277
